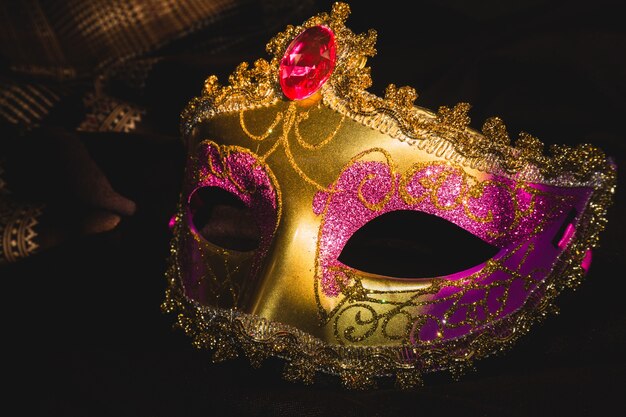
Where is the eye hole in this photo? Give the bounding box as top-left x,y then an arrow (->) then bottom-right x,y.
338,210 -> 499,278
188,186 -> 261,251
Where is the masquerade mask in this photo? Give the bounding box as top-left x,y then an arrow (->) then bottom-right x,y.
162,2 -> 617,389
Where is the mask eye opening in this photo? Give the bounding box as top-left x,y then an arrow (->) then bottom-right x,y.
187,186 -> 261,252
337,210 -> 500,279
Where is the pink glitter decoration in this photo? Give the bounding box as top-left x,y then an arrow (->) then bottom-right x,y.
181,143 -> 280,304
313,160 -> 594,343
314,161 -> 575,295
193,143 -> 279,241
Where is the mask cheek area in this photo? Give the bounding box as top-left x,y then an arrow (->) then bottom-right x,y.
177,142 -> 281,308
413,189 -> 595,343
315,156 -> 596,344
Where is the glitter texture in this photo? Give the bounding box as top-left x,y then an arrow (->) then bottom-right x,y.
313,159 -> 594,344
164,2 -> 618,389
315,160 -> 588,295
179,141 -> 280,307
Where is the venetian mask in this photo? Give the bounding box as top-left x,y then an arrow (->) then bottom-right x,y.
162,2 -> 616,389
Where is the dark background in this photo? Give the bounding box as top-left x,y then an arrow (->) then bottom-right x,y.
3,1 -> 625,416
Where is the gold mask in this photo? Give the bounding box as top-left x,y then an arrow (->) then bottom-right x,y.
162,2 -> 616,389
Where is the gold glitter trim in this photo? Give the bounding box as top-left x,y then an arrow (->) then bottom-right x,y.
237,102 -> 344,191
313,158 -> 575,346
196,139 -> 283,235
168,1 -> 619,389
188,141 -> 284,306
164,154 -> 616,388
181,2 -> 611,188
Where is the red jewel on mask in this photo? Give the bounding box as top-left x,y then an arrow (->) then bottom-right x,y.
279,25 -> 336,100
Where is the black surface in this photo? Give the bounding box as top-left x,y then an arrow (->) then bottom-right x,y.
4,1 -> 626,416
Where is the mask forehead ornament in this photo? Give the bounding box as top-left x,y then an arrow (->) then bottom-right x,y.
163,2 -> 617,389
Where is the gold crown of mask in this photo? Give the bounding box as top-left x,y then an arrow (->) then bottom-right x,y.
162,2 -> 617,389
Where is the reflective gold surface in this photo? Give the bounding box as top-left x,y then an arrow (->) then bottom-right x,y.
164,2 -> 617,387
188,98 -> 489,344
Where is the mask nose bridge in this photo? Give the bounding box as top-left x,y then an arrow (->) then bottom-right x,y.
238,184 -> 325,339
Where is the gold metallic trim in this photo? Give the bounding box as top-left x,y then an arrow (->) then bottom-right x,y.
164,156 -> 616,388
181,2 -> 611,188
168,1 -> 619,389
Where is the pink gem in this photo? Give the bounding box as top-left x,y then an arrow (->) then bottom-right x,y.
279,26 -> 336,100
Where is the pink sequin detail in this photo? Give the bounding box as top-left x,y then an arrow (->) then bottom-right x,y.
314,160 -> 593,343
315,161 -> 566,296
182,143 -> 280,305
195,143 -> 279,239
